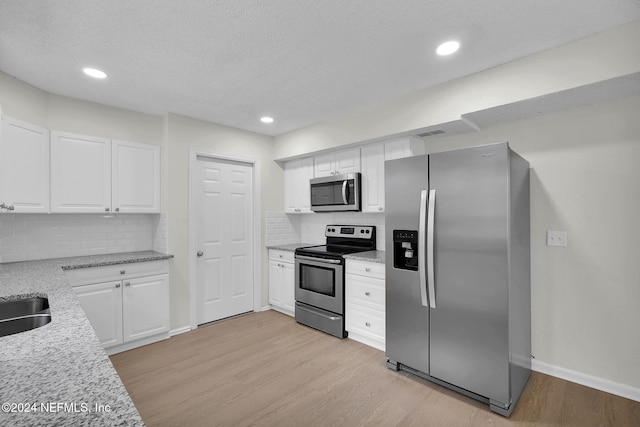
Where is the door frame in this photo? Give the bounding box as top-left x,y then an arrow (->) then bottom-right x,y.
188,149 -> 262,330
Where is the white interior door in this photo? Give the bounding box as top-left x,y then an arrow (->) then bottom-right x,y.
196,157 -> 254,324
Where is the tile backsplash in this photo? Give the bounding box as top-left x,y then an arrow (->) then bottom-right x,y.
266,211 -> 385,251
0,213 -> 168,263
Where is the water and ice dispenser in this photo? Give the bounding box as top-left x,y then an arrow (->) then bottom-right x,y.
393,230 -> 418,271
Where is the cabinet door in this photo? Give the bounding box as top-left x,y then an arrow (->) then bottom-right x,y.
0,116 -> 50,213
313,152 -> 335,177
284,157 -> 313,213
384,136 -> 425,161
112,140 -> 160,213
282,261 -> 295,313
297,158 -> 314,212
51,131 -> 111,213
360,143 -> 385,213
335,148 -> 361,174
123,274 -> 169,342
74,281 -> 123,348
268,259 -> 284,307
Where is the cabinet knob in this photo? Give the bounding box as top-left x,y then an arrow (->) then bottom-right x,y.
365,291 -> 371,296
197,251 -> 204,257
125,282 -> 131,286
115,284 -> 121,288
120,270 -> 126,275
105,207 -> 110,212
365,267 -> 371,272
115,207 -> 120,212
365,322 -> 371,327
378,207 -> 383,211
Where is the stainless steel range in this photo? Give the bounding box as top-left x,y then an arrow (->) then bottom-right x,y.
294,225 -> 376,338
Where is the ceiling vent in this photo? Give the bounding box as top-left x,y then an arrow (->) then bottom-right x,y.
416,129 -> 445,138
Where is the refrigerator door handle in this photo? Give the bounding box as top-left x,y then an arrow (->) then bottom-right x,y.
427,188 -> 436,308
418,189 -> 429,307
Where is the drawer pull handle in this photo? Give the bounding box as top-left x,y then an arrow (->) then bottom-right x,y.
365,322 -> 371,327
120,270 -> 126,275
365,292 -> 371,296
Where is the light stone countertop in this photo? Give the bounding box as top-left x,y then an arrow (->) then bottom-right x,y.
343,250 -> 386,264
0,251 -> 172,426
266,243 -> 317,252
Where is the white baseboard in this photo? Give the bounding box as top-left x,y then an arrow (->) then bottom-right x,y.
169,325 -> 192,336
532,359 -> 640,402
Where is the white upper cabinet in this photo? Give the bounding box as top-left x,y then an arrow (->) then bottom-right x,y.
51,131 -> 112,213
50,131 -> 161,214
384,136 -> 426,160
112,140 -> 160,213
284,157 -> 313,213
360,143 -> 385,213
360,136 -> 425,213
313,147 -> 360,177
0,116 -> 50,213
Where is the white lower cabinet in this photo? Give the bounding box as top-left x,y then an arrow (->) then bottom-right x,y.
345,259 -> 385,351
268,249 -> 295,316
70,261 -> 169,355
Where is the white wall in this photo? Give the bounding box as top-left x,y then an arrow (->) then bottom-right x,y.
0,213 -> 160,263
273,20 -> 640,160
164,113 -> 281,328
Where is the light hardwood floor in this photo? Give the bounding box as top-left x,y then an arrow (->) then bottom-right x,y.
110,310 -> 639,426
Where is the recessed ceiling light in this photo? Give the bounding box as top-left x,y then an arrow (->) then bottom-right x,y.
260,117 -> 274,124
83,67 -> 107,79
436,41 -> 460,56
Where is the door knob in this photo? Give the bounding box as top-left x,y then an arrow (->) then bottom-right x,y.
197,251 -> 204,257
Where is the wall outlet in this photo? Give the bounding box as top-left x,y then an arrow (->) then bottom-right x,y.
547,230 -> 568,247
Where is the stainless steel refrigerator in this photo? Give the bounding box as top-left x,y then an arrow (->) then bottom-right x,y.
385,142 -> 530,416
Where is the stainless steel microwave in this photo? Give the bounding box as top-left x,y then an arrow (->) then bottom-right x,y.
310,173 -> 361,212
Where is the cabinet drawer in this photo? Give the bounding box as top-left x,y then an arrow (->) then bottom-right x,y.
346,260 -> 384,279
66,260 -> 169,285
346,304 -> 385,340
346,274 -> 385,310
268,249 -> 294,264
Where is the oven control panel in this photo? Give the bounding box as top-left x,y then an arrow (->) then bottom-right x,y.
325,225 -> 374,239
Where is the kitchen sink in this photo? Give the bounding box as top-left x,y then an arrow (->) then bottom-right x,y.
0,297 -> 51,338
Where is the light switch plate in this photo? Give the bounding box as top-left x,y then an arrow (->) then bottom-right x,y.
547,230 -> 567,247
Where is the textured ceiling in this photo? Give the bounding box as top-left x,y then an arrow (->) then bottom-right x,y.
1,1 -> 639,136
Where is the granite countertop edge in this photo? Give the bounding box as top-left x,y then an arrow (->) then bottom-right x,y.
343,250 -> 386,263
266,243 -> 316,252
60,252 -> 174,270
0,250 -> 172,425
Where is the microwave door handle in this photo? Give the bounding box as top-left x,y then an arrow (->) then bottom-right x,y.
418,190 -> 429,307
342,180 -> 348,204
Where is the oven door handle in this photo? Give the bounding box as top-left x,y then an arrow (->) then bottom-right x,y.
295,255 -> 342,264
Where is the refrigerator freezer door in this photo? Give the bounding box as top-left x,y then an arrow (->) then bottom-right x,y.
428,143 -> 511,405
385,155 -> 430,375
